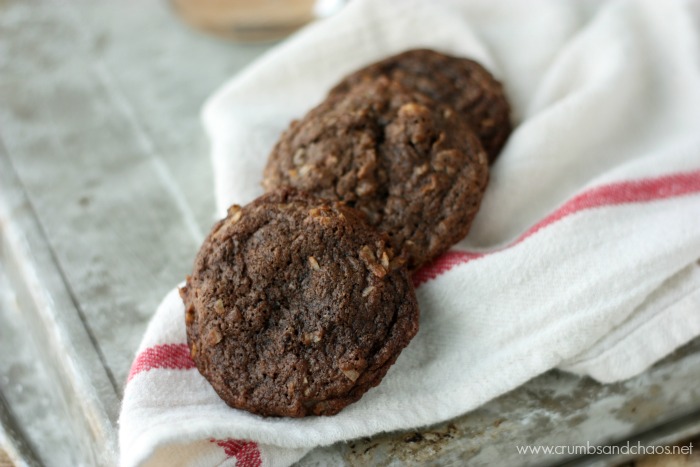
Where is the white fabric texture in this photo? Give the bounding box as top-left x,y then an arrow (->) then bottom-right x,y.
119,0 -> 700,465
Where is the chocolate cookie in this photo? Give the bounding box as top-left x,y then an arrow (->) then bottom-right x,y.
330,49 -> 511,163
263,77 -> 489,271
181,188 -> 419,417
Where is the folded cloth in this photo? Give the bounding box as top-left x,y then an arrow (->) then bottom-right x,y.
119,0 -> 700,465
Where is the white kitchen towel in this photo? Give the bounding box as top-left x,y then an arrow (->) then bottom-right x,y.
119,0 -> 700,465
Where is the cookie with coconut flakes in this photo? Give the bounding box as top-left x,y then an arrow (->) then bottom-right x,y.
331,48 -> 511,163
181,188 -> 419,417
263,77 -> 489,271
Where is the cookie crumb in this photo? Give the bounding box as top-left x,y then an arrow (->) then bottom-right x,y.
380,251 -> 390,269
227,205 -> 243,223
341,369 -> 360,382
206,328 -> 222,345
308,256 -> 321,271
293,148 -> 306,165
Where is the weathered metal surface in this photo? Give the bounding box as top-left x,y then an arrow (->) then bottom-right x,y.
0,1 -> 698,466
0,139 -> 118,465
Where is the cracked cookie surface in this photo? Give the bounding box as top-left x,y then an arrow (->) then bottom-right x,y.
263,77 -> 489,271
181,188 -> 419,417
330,48 -> 511,163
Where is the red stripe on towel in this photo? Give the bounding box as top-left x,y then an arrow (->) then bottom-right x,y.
413,169 -> 700,286
212,438 -> 262,467
127,343 -> 195,382
127,345 -> 263,465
